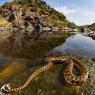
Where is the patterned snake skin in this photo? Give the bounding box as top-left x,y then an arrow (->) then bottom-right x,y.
1,55 -> 89,94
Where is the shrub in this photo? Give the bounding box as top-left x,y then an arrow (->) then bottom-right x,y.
40,0 -> 47,5
68,22 -> 77,29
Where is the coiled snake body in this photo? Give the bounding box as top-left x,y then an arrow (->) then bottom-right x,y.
1,56 -> 89,94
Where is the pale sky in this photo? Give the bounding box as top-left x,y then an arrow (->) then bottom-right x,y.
0,0 -> 12,5
0,0 -> 95,26
44,0 -> 95,26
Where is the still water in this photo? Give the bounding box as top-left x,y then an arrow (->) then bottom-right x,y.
52,34 -> 95,57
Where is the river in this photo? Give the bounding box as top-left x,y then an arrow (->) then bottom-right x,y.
52,33 -> 95,57
0,33 -> 95,95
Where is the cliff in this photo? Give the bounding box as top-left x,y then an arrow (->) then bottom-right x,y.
0,0 -> 76,30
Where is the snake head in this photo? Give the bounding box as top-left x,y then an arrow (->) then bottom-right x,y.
45,57 -> 55,62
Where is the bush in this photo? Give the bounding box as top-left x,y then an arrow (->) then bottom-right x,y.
68,22 -> 77,29
58,13 -> 66,21
40,0 -> 47,5
17,0 -> 29,6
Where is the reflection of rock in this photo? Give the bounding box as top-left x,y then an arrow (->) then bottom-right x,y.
24,22 -> 35,36
0,30 -> 12,40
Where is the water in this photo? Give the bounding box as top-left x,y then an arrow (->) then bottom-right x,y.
52,34 -> 95,57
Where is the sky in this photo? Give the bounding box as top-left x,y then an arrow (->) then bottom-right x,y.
0,0 -> 12,5
0,0 -> 95,26
44,0 -> 95,26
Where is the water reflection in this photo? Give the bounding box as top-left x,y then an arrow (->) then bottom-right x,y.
52,34 -> 95,56
0,54 -> 13,70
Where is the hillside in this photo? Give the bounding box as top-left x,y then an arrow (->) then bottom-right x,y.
79,23 -> 95,31
88,23 -> 95,31
0,0 -> 77,29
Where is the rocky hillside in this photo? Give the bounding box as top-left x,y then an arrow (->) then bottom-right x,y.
88,23 -> 95,31
0,0 -> 76,30
79,23 -> 95,31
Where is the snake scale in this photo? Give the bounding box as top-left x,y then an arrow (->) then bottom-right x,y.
1,55 -> 89,94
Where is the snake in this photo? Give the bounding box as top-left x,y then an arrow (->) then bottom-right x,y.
1,55 -> 89,94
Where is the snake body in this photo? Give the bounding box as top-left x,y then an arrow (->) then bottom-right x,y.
1,55 -> 89,94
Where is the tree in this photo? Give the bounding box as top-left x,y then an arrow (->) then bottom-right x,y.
68,22 -> 77,29
58,13 -> 66,21
40,0 -> 47,5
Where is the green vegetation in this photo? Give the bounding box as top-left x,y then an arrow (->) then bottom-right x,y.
88,23 -> 95,31
80,23 -> 95,31
68,22 -> 77,29
48,7 -> 66,21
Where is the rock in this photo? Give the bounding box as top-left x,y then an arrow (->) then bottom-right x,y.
24,15 -> 33,21
8,13 -> 15,22
42,27 -> 51,31
25,22 -> 35,35
51,27 -> 59,32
